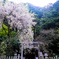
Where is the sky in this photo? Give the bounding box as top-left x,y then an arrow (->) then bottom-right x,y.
8,0 -> 57,7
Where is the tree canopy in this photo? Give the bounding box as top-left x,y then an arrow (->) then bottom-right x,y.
0,0 -> 36,55
0,0 -> 36,42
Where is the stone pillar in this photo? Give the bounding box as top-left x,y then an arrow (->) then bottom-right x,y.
38,44 -> 40,59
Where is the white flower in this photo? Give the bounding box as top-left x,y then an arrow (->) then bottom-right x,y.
0,0 -> 36,44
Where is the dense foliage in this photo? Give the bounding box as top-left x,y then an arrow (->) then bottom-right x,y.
48,38 -> 59,54
40,1 -> 59,29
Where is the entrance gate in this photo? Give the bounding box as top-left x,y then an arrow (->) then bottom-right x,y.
19,42 -> 43,59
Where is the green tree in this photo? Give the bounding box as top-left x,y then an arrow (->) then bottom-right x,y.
0,41 -> 7,55
0,24 -> 19,55
5,37 -> 20,56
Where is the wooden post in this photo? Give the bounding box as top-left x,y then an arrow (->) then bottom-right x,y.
38,44 -> 40,59
21,44 -> 23,59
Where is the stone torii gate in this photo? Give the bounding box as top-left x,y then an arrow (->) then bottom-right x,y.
19,42 -> 43,59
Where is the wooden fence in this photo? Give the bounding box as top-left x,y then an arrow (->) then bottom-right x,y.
0,55 -> 59,59
40,57 -> 59,59
0,55 -> 20,59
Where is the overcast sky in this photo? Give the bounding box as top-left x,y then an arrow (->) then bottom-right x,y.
8,0 -> 57,7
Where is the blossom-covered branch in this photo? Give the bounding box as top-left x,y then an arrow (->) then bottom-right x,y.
0,0 -> 36,43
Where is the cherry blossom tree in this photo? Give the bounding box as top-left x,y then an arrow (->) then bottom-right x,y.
0,0 -> 36,43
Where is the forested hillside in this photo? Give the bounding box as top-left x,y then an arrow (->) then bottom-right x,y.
25,1 -> 59,55
26,1 -> 59,30
24,3 -> 43,18
40,1 -> 59,29
25,1 -> 59,36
